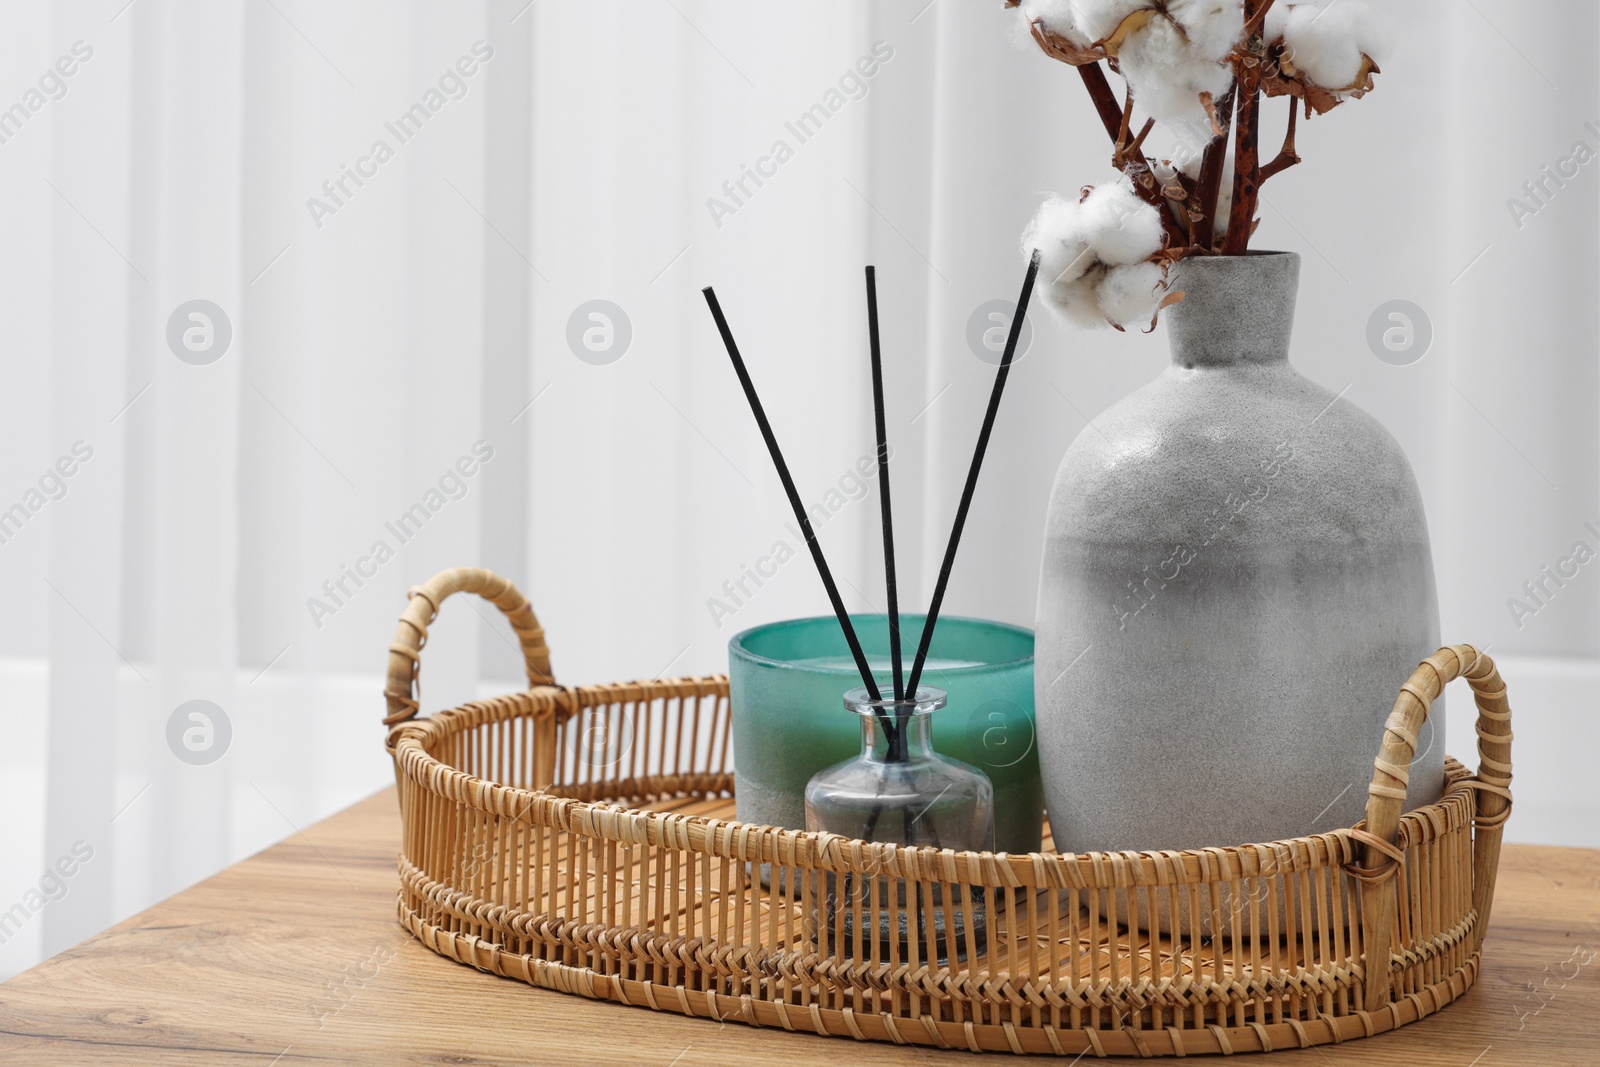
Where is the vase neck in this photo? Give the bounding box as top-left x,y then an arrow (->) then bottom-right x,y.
1164,252 -> 1300,369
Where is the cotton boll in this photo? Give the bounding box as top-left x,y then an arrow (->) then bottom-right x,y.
1167,0 -> 1245,63
1279,1 -> 1388,90
1353,2 -> 1392,65
1005,4 -> 1057,51
1015,0 -> 1095,46
1119,17 -> 1235,123
1116,17 -> 1190,101
1047,270 -> 1112,328
1123,53 -> 1235,125
1081,181 -> 1165,265
1070,0 -> 1152,43
1281,6 -> 1361,88
1025,181 -> 1168,327
1024,195 -> 1098,288
1097,261 -> 1168,326
1263,2 -> 1291,45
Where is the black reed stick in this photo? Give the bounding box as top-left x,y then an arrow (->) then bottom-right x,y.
865,267 -> 904,706
904,250 -> 1040,698
702,286 -> 883,702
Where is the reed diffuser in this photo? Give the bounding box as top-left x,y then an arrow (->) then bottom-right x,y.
702,251 -> 1041,960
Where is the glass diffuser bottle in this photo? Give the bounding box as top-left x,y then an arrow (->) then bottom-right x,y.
804,686 -> 995,964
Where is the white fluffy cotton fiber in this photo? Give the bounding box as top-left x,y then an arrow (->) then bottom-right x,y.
1017,0 -> 1246,124
1267,1 -> 1389,91
1022,180 -> 1169,328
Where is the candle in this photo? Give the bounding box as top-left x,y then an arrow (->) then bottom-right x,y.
729,613 -> 1042,855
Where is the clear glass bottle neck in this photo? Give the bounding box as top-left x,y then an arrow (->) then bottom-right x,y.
860,710 -> 936,764
843,686 -> 946,765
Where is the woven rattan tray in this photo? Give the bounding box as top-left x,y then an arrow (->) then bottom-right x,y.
383,568 -> 1514,1057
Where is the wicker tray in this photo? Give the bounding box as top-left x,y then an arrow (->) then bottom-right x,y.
383,568 -> 1514,1057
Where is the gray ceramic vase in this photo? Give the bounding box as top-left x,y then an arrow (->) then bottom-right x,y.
1035,251 -> 1441,854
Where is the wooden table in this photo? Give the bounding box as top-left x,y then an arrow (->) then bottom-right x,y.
3,789 -> 1596,1065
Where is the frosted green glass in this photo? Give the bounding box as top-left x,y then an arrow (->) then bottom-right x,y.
728,614 -> 1042,854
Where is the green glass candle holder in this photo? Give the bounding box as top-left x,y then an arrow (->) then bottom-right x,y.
728,614 -> 1042,855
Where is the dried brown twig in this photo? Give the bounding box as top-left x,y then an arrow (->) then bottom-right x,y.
1191,86 -> 1236,252
1075,57 -> 1127,142
1115,89 -> 1134,157
1125,117 -> 1156,163
1222,0 -> 1267,255
1071,61 -> 1185,244
1258,102 -> 1300,182
1245,0 -> 1278,35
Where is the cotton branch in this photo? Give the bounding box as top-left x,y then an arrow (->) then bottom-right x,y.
1116,89 -> 1134,157
1027,23 -> 1185,243
1258,102 -> 1300,182
1244,0 -> 1278,36
1222,0 -> 1266,255
1117,117 -> 1156,171
1077,61 -> 1126,142
1191,86 -> 1236,252
1221,83 -> 1259,253
1077,63 -> 1186,245
1126,118 -> 1156,161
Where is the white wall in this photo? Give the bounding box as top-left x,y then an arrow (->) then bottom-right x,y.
0,0 -> 1594,980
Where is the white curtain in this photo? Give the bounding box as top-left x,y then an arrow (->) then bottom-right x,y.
2,0 -> 1594,979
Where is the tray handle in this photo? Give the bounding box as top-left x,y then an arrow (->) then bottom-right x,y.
1356,643 -> 1513,1012
383,567 -> 554,728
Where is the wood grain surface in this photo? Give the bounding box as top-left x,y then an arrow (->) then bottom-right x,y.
2,788 -> 1596,1066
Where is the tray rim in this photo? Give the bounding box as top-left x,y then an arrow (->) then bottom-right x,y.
390,679 -> 1475,890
